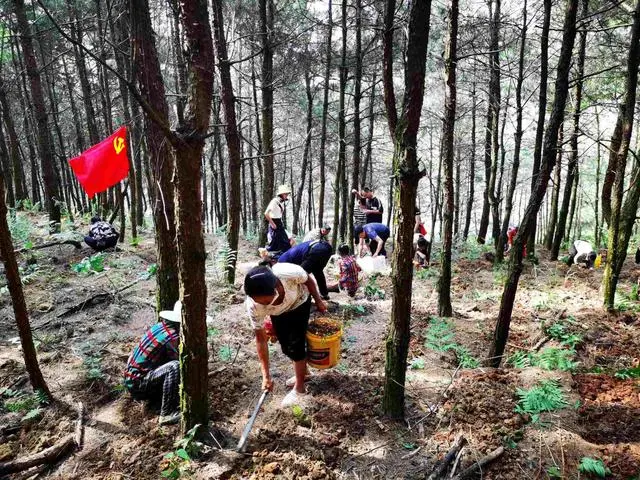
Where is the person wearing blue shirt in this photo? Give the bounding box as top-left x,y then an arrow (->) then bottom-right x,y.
357,223 -> 390,258
278,240 -> 333,299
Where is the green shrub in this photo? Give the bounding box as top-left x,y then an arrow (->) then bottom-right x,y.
515,380 -> 567,422
578,457 -> 610,478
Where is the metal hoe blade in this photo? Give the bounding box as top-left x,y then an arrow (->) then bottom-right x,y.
236,390 -> 269,453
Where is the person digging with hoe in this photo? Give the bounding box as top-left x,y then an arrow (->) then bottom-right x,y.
244,264 -> 327,407
123,301 -> 182,425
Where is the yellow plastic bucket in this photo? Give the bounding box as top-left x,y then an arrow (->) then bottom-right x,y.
594,254 -> 602,268
306,318 -> 342,369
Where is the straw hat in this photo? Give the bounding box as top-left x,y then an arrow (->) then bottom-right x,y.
159,300 -> 182,324
277,185 -> 292,196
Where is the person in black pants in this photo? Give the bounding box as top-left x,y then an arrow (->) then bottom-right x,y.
85,216 -> 119,251
277,239 -> 334,299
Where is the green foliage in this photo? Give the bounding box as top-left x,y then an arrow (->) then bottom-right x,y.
515,380 -> 567,422
364,275 -> 385,300
629,283 -> 639,301
130,236 -> 141,247
72,253 -> 106,274
545,321 -> 582,348
218,345 -> 235,362
17,199 -> 41,213
415,268 -> 437,280
423,317 -> 479,368
83,355 -> 105,381
546,466 -> 562,478
409,358 -> 426,370
210,240 -> 237,283
161,449 -> 192,479
507,347 -> 577,372
7,211 -> 32,247
3,390 -> 48,413
291,404 -> 311,427
614,366 -> 640,380
174,425 -> 203,458
458,239 -> 492,260
207,327 -> 220,339
578,457 -> 610,478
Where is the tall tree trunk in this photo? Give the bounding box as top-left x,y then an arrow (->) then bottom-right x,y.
566,165 -> 579,242
488,0 -> 579,367
438,0 -> 458,318
463,79 -> 476,240
130,0 -> 179,312
0,78 -> 26,205
175,0 -> 214,434
212,0 -> 242,284
347,0 -> 362,244
293,69 -> 313,234
526,0 -> 551,257
551,3 -> 587,260
382,0 -> 431,419
362,71 -> 377,189
498,1 -> 527,258
544,127 -> 563,249
485,0 -> 501,249
0,171 -> 51,398
594,107 -> 602,247
317,0 -> 332,227
602,0 -> 640,310
258,0 -> 275,246
14,0 -> 61,230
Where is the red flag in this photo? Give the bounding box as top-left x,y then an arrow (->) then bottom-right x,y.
69,126 -> 129,197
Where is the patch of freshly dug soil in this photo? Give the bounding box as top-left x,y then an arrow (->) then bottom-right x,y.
602,444 -> 640,478
440,370 -> 524,450
231,449 -> 336,480
575,374 -> 640,444
308,318 -> 341,337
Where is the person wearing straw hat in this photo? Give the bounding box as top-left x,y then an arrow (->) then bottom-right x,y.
123,301 -> 182,425
264,185 -> 293,258
244,264 -> 327,407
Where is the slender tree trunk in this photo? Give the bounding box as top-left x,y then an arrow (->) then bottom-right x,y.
362,71 -> 376,189
498,4 -> 526,258
347,0 -> 362,244
130,0 -> 179,312
212,0 -> 243,284
382,0 -> 431,419
174,0 -> 214,434
463,79 -> 476,240
0,78 -> 26,205
602,0 -> 640,310
526,0 -> 551,257
594,107 -> 602,247
488,0 -> 579,366
258,0 -> 275,246
544,127 -> 563,249
438,0 -> 458,318
14,0 -> 61,230
293,69 -> 313,234
566,165 -> 579,242
0,171 -> 50,398
551,5 -> 587,260
317,0 -> 332,227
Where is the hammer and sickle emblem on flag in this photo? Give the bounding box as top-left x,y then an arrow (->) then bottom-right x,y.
113,136 -> 125,155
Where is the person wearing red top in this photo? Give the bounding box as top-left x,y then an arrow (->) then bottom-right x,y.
506,226 -> 526,256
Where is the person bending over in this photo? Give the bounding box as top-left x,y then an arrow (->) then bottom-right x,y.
303,224 -> 332,243
566,240 -> 597,269
244,265 -> 327,407
278,239 -> 333,300
85,216 -> 119,251
357,222 -> 390,258
124,301 -> 182,425
413,236 -> 431,270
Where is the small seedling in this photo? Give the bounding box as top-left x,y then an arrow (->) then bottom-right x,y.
218,345 -> 235,363
410,358 -> 426,370
614,366 -> 640,380
130,237 -> 141,247
207,327 -> 220,339
72,253 -> 106,274
83,355 -> 105,381
364,275 -> 385,300
291,404 -> 311,427
547,466 -> 562,478
578,457 -> 610,478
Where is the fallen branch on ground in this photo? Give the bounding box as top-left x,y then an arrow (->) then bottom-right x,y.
14,240 -> 82,254
57,278 -> 141,318
450,446 -> 505,480
0,400 -> 85,475
426,435 -> 466,480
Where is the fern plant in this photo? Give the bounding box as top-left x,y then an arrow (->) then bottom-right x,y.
424,317 -> 456,352
515,379 -> 567,422
210,240 -> 237,283
578,457 -> 610,478
535,347 -> 578,372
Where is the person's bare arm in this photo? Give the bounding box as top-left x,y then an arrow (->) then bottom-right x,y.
254,328 -> 273,391
304,276 -> 327,312
372,236 -> 384,257
264,211 -> 277,230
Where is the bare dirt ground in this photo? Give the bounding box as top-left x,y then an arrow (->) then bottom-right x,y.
1,212 -> 639,479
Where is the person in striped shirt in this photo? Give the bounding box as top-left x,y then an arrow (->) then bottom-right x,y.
124,301 -> 182,425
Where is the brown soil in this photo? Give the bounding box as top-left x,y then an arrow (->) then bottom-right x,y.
307,317 -> 342,337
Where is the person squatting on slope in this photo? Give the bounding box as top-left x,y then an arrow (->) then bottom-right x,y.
244,265 -> 327,407
85,216 -> 119,251
327,244 -> 361,297
124,301 -> 182,425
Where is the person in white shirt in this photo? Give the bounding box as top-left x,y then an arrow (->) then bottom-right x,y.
244,264 -> 327,407
303,224 -> 331,243
264,185 -> 293,257
567,240 -> 597,269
